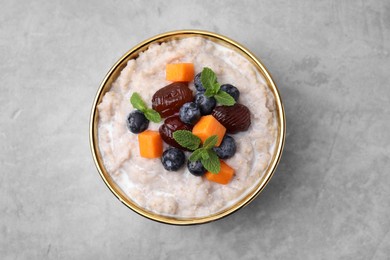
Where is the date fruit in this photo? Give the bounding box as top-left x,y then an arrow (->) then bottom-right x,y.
152,82 -> 193,118
159,115 -> 193,150
211,103 -> 251,133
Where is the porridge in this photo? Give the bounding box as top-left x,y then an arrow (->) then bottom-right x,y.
97,37 -> 277,218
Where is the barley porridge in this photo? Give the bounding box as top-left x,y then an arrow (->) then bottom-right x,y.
97,37 -> 277,218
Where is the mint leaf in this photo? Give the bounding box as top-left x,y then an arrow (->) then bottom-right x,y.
204,88 -> 215,98
173,130 -> 201,151
201,67 -> 218,90
212,82 -> 221,93
189,148 -> 204,162
201,150 -> 220,174
199,67 -> 236,106
130,92 -> 147,111
204,83 -> 221,97
202,135 -> 218,150
214,90 -> 236,106
201,151 -> 210,160
130,92 -> 161,123
144,109 -> 161,123
189,135 -> 220,173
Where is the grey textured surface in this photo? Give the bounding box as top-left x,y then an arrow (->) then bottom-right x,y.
1,0 -> 390,259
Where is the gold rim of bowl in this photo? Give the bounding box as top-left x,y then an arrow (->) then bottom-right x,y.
89,30 -> 286,225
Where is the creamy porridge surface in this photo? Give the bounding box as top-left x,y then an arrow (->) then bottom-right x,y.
97,37 -> 277,218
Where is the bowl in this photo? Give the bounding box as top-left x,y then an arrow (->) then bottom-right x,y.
90,30 -> 285,225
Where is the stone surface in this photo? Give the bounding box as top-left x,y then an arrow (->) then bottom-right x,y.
1,0 -> 390,259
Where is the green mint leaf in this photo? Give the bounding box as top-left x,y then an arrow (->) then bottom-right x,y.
201,151 -> 210,160
201,67 -> 236,105
173,130 -> 201,151
130,92 -> 147,111
212,82 -> 221,93
202,135 -> 218,150
201,67 -> 218,91
201,150 -> 220,174
204,88 -> 215,98
144,109 -> 161,123
215,90 -> 236,106
130,92 -> 161,123
189,148 -> 205,162
204,82 -> 221,98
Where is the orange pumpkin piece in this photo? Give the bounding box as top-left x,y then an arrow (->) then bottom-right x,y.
166,63 -> 195,82
192,115 -> 226,146
205,160 -> 235,185
138,130 -> 163,158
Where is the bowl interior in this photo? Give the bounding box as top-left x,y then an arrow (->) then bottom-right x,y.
90,30 -> 285,225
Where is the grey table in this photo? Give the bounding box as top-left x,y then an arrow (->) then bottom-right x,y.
1,0 -> 389,259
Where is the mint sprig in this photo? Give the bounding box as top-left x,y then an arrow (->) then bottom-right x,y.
201,67 -> 236,106
201,150 -> 220,174
130,92 -> 161,123
188,148 -> 203,161
173,130 -> 201,151
173,130 -> 221,174
144,108 -> 161,123
130,92 -> 147,111
202,135 -> 218,150
214,90 -> 235,105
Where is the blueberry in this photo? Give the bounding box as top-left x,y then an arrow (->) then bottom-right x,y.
187,160 -> 206,176
179,102 -> 201,125
213,135 -> 236,159
194,73 -> 205,92
161,148 -> 186,171
195,93 -> 216,115
220,84 -> 240,101
126,110 -> 149,133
